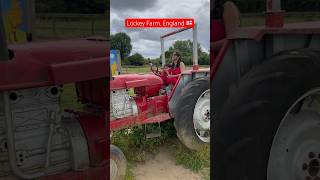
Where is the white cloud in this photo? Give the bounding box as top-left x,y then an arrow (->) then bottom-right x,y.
110,0 -> 210,59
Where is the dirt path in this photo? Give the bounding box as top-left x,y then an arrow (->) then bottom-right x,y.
133,147 -> 202,180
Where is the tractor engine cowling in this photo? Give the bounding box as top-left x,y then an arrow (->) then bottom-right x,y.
0,86 -> 90,179
110,74 -> 163,120
110,74 -> 163,97
110,89 -> 138,120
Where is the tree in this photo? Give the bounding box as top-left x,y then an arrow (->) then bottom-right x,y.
111,32 -> 132,62
199,52 -> 210,65
127,53 -> 145,66
35,0 -> 108,13
36,0 -> 67,13
163,40 -> 203,65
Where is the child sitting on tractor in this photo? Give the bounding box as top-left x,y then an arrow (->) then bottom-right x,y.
165,51 -> 185,86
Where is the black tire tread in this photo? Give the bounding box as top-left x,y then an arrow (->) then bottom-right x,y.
213,49 -> 320,180
174,77 -> 209,150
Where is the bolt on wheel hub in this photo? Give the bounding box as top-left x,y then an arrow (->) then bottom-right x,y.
267,110 -> 320,180
302,152 -> 320,179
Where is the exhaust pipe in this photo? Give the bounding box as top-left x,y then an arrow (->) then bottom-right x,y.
0,3 -> 9,61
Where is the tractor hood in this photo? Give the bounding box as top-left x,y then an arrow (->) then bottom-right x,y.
110,73 -> 163,90
0,37 -> 109,91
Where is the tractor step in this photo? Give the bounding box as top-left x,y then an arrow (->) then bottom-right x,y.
145,122 -> 161,139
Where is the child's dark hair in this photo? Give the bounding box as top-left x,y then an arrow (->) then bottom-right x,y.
172,51 -> 182,68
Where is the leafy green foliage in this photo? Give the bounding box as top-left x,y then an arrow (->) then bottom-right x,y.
111,32 -> 132,61
199,52 -> 210,65
35,0 -> 108,13
164,40 -> 198,65
127,53 -> 145,66
164,40 -> 209,65
60,84 -> 83,111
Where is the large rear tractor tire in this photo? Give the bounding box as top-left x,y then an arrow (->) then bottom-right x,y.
213,49 -> 320,180
174,77 -> 210,151
110,144 -> 127,180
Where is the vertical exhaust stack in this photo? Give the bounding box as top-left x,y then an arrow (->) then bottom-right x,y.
192,23 -> 199,70
0,3 -> 9,61
161,38 -> 165,67
265,0 -> 284,27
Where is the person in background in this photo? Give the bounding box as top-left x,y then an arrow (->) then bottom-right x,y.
166,51 -> 185,86
211,1 -> 240,62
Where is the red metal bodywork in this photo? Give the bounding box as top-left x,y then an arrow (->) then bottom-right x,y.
42,112 -> 109,180
110,68 -> 210,131
0,38 -> 110,179
110,73 -> 163,97
77,112 -> 109,167
110,94 -> 169,130
110,73 -> 169,130
1,38 -> 108,91
211,21 -> 320,78
76,78 -> 109,107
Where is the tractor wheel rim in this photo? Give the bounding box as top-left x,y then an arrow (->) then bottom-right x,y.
110,159 -> 118,180
193,89 -> 210,143
268,90 -> 320,180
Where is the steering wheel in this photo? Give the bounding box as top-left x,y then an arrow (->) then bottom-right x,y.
150,63 -> 162,77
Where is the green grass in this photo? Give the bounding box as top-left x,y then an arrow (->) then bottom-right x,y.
124,163 -> 136,180
111,122 -> 210,180
170,141 -> 210,172
60,84 -> 83,110
111,121 -> 176,161
111,121 -> 176,180
36,19 -> 108,39
122,66 -> 150,74
111,66 -> 210,179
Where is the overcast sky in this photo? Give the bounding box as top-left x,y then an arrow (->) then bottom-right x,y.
110,0 -> 210,59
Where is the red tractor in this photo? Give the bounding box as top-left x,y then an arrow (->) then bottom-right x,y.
110,25 -> 210,179
0,5 -> 111,180
212,0 -> 320,180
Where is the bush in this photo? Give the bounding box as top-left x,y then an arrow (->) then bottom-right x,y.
127,53 -> 145,66
199,52 -> 210,65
